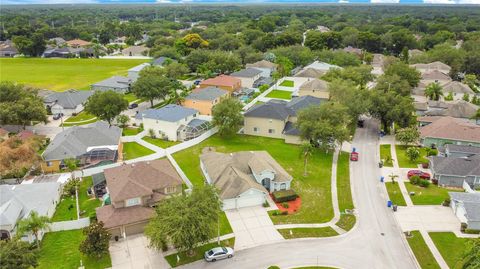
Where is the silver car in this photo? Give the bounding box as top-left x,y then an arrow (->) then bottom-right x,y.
204,246 -> 234,262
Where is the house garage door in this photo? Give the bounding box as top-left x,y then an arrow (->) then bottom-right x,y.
237,194 -> 265,208
125,222 -> 147,236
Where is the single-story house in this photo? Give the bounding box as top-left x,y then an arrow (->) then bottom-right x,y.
416,100 -> 479,120
128,63 -> 150,80
441,144 -> 480,158
91,76 -> 132,94
0,182 -> 61,242
121,45 -> 149,57
66,39 -> 92,48
449,192 -> 480,230
418,116 -> 480,147
442,81 -> 475,101
199,75 -> 242,93
42,47 -> 72,58
182,87 -> 229,116
96,160 -> 183,237
41,121 -> 122,173
295,78 -> 329,100
43,89 -> 93,116
200,150 -> 293,210
244,96 -> 325,144
231,68 -> 263,88
411,61 -> 451,75
429,155 -> 480,188
139,104 -> 210,142
0,40 -> 18,57
245,60 -> 277,77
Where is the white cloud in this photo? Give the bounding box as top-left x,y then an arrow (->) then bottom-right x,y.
423,0 -> 456,3
370,0 -> 400,3
2,0 -> 96,4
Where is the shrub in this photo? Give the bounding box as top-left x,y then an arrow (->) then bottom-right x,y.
271,210 -> 280,216
426,148 -> 438,156
262,201 -> 269,207
464,229 -> 480,234
419,179 -> 430,188
272,190 -> 298,203
461,222 -> 468,232
281,202 -> 289,209
432,178 -> 438,185
62,178 -> 80,197
442,198 -> 451,207
409,175 -> 420,185
281,211 -> 288,215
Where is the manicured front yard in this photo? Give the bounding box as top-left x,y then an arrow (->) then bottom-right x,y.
429,232 -> 473,269
405,183 -> 459,205
279,80 -> 294,87
122,127 -> 141,136
335,214 -> 356,231
38,230 -> 111,269
219,211 -> 233,235
51,195 -> 76,221
385,182 -> 407,206
164,238 -> 235,267
142,136 -> 180,149
406,231 -> 440,269
61,117 -> 97,127
64,111 -> 96,123
122,142 -> 155,160
395,145 -> 428,168
124,93 -> 139,103
266,90 -> 292,100
380,144 -> 393,167
173,134 -> 334,224
278,227 -> 338,239
337,152 -> 353,212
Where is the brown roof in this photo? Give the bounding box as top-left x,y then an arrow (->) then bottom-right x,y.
420,116 -> 480,143
200,75 -> 241,88
66,39 -> 91,47
299,78 -> 329,92
246,60 -> 277,69
294,68 -> 324,78
96,205 -> 154,229
442,81 -> 474,95
104,159 -> 183,203
421,70 -> 451,82
17,130 -> 35,141
0,128 -> 8,136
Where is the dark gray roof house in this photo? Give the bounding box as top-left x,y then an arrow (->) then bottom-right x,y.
429,155 -> 480,188
139,105 -> 198,122
442,144 -> 480,158
91,76 -> 132,94
43,90 -> 93,110
185,87 -> 228,101
449,192 -> 480,230
231,68 -> 263,78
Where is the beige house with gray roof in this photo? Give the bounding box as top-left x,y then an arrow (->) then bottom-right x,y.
296,78 -> 329,99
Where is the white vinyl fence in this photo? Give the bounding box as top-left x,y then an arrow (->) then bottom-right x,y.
50,217 -> 90,232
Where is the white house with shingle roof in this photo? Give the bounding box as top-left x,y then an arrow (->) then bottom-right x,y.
231,68 -> 263,88
43,89 -> 93,116
449,192 -> 480,230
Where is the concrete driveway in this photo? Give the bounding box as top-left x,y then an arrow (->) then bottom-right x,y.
225,206 -> 283,250
109,234 -> 169,269
395,206 -> 460,232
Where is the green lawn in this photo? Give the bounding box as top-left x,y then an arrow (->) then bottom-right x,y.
218,211 -> 233,235
380,144 -> 393,167
0,58 -> 147,91
38,230 -> 111,269
122,142 -> 155,160
405,183 -> 459,205
406,231 -> 440,269
385,182 -> 407,206
395,145 -> 428,168
64,111 -> 96,123
124,93 -> 139,103
266,90 -> 292,100
142,136 -> 180,149
337,152 -> 353,212
429,232 -> 473,269
173,134 -> 334,224
164,238 -> 235,267
279,80 -> 294,87
51,176 -> 101,221
61,118 -> 97,127
335,214 -> 356,231
278,227 -> 338,239
122,127 -> 141,136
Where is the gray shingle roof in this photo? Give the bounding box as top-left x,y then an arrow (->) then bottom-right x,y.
44,90 -> 93,109
286,95 -> 325,112
140,104 -> 198,122
128,63 -> 150,72
430,155 -> 480,177
91,76 -> 131,89
446,144 -> 480,156
244,96 -> 324,120
152,57 -> 172,66
185,87 -> 228,101
231,68 -> 262,78
283,121 -> 300,136
449,192 -> 480,221
42,121 -> 122,161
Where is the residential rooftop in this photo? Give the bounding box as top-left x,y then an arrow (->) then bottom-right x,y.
419,116 -> 480,143
43,89 -> 93,109
140,104 -> 198,122
231,68 -> 263,78
185,87 -> 228,101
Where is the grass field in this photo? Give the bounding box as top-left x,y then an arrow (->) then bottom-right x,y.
279,80 -> 294,87
122,142 -> 155,160
266,90 -> 292,100
337,152 -> 353,212
172,134 -> 334,224
64,111 -> 96,123
165,238 -> 235,267
142,136 -> 180,149
335,214 -> 356,231
122,127 -> 141,136
385,182 -> 407,206
405,183 -> 459,205
429,232 -> 472,269
395,145 -> 428,168
380,144 -> 393,167
278,227 -> 338,239
38,229 -> 111,269
0,58 -> 147,91
406,231 -> 440,269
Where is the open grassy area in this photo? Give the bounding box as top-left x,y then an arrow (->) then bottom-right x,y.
173,134 -> 334,224
335,214 -> 356,231
122,127 -> 141,136
0,58 -> 147,91
219,212 -> 233,235
122,142 -> 155,160
385,182 -> 407,206
61,118 -> 97,127
124,93 -> 139,103
380,144 -> 393,167
406,231 -> 440,269
266,90 -> 292,100
64,111 -> 96,123
279,80 -> 294,87
142,136 -> 180,149
38,229 -> 111,269
395,145 -> 428,168
429,232 -> 473,269
405,183 -> 459,205
337,152 -> 353,212
51,176 -> 101,221
278,227 -> 338,239
164,238 -> 235,267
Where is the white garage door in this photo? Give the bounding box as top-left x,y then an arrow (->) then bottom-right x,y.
223,190 -> 266,210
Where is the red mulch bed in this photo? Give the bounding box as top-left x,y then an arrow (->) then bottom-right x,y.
271,194 -> 302,214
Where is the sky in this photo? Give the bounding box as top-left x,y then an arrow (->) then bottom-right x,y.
2,0 -> 480,4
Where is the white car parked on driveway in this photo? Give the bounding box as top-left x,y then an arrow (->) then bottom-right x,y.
204,247 -> 234,262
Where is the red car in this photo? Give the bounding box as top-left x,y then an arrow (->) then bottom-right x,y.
350,151 -> 358,161
407,170 -> 431,180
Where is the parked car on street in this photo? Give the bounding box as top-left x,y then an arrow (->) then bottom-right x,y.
204,247 -> 234,262
407,170 -> 431,180
350,148 -> 358,161
53,113 -> 63,120
128,103 -> 138,109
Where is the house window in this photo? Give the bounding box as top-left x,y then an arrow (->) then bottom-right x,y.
268,129 -> 275,134
253,127 -> 259,133
165,186 -> 176,194
46,161 -> 52,167
280,183 -> 287,190
125,197 -> 141,207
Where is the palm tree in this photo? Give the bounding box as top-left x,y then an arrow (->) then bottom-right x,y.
388,173 -> 399,184
300,142 -> 314,177
16,211 -> 51,248
425,82 -> 443,101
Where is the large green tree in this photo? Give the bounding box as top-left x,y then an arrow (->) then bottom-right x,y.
396,127 -> 420,146
328,79 -> 370,122
145,185 -> 221,255
463,238 -> 480,269
369,91 -> 415,133
16,211 -> 51,249
79,221 -> 111,258
212,98 -> 243,136
132,68 -> 175,107
0,239 -> 38,269
84,91 -> 128,125
384,62 -> 421,88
